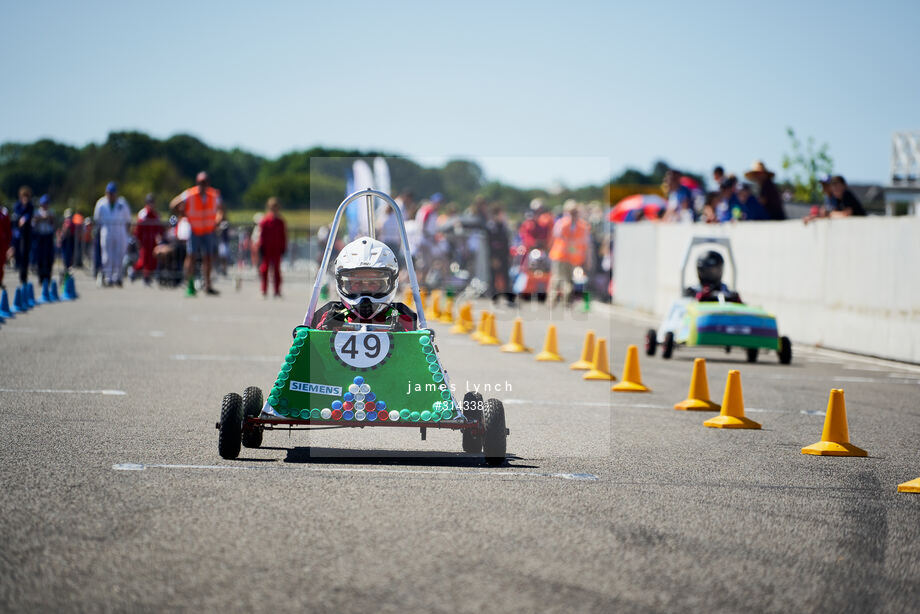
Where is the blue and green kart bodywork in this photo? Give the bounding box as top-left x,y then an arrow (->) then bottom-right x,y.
651,297 -> 791,363
678,301 -> 780,350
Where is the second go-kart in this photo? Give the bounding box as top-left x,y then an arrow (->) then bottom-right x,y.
646,237 -> 792,364
216,189 -> 509,464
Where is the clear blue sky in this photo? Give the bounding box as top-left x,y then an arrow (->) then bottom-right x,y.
2,0 -> 917,189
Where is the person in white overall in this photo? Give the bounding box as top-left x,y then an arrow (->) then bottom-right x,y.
93,181 -> 132,286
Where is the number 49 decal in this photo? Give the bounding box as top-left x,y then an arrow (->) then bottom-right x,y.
332,331 -> 393,370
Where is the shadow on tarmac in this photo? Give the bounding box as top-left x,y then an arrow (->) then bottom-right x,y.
264,446 -> 535,469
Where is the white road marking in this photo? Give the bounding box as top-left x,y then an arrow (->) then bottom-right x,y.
112,463 -> 599,481
171,354 -> 278,362
0,388 -> 126,395
149,331 -> 165,337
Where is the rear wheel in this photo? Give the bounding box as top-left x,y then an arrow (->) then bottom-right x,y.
482,398 -> 507,466
746,347 -> 759,363
218,393 -> 243,459
241,386 -> 263,448
661,332 -> 675,359
461,392 -> 483,453
645,329 -> 657,356
779,336 -> 792,365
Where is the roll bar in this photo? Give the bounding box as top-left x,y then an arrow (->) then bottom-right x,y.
304,189 -> 428,329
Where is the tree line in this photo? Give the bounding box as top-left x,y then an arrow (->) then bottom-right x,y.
0,131 -> 694,214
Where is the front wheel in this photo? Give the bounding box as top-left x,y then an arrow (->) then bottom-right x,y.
645,329 -> 657,356
778,336 -> 792,365
661,332 -> 675,359
482,398 -> 507,466
218,393 -> 243,459
746,347 -> 759,363
241,386 -> 263,449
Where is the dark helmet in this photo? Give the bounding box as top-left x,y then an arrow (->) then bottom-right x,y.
696,250 -> 724,287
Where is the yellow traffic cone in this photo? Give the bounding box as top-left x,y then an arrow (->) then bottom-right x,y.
612,345 -> 650,392
898,477 -> 920,493
570,331 -> 596,370
703,370 -> 761,429
674,358 -> 720,411
471,311 -> 488,342
501,317 -> 532,353
450,303 -> 473,334
429,290 -> 442,320
583,338 -> 616,381
439,297 -> 455,324
801,389 -> 867,456
535,325 -> 564,362
479,312 -> 500,346
405,289 -> 414,309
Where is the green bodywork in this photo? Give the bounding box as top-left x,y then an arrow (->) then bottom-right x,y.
266,328 -> 458,422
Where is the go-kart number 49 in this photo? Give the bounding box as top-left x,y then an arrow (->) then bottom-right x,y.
333,331 -> 391,369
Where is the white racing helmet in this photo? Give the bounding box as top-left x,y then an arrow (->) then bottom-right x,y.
334,237 -> 399,319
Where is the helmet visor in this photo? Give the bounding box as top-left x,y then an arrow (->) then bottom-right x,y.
336,268 -> 396,299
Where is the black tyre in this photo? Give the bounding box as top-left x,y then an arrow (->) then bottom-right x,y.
746,347 -> 759,363
482,398 -> 507,466
241,386 -> 263,449
218,393 -> 243,459
661,332 -> 675,359
461,392 -> 483,453
645,329 -> 657,356
778,336 -> 792,365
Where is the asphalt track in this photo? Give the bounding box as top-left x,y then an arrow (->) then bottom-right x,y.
1,271 -> 918,613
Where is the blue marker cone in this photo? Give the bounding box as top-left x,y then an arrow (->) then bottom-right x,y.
26,282 -> 36,308
0,288 -> 12,318
36,280 -> 50,304
11,286 -> 25,313
63,276 -> 78,300
50,280 -> 60,302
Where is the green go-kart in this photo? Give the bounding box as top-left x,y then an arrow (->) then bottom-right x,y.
645,237 -> 792,364
216,189 -> 509,464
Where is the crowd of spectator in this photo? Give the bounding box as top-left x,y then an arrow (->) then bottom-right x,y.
0,160 -> 869,306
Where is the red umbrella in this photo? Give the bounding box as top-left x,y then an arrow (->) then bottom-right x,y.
679,176 -> 701,191
608,194 -> 667,222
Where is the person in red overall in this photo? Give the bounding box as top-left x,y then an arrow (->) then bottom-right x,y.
257,197 -> 287,298
134,194 -> 162,285
0,204 -> 11,289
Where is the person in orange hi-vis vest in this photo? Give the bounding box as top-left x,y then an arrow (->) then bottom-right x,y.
548,199 -> 590,308
169,171 -> 224,296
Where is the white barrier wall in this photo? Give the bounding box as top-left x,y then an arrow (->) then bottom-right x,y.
613,217 -> 920,364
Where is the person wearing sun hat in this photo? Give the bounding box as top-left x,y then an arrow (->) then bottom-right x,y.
744,160 -> 786,220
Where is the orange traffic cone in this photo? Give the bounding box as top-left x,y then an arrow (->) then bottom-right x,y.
570,331 -> 596,370
535,325 -> 564,362
674,358 -> 720,411
612,345 -> 649,392
898,477 -> 920,493
801,389 -> 867,456
439,297 -> 455,324
703,370 -> 761,429
501,317 -> 532,353
405,289 -> 414,309
583,338 -> 615,381
451,303 -> 473,334
471,311 -> 488,342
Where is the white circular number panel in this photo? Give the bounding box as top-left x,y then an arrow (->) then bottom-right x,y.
332,331 -> 391,369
